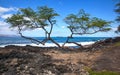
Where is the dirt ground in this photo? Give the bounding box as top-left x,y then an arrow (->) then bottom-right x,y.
0,42 -> 120,75
44,49 -> 101,66
44,44 -> 120,72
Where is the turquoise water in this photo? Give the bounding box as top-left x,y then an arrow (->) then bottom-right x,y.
0,37 -> 109,45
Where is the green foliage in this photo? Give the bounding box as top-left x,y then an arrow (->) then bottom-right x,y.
37,6 -> 59,19
6,6 -> 59,30
6,14 -> 24,27
64,9 -> 111,35
85,67 -> 120,75
6,14 -> 31,30
6,6 -> 61,47
116,16 -> 120,22
90,17 -> 111,28
115,25 -> 120,34
115,2 -> 120,15
115,2 -> 120,33
20,8 -> 36,18
115,2 -> 120,22
115,41 -> 120,46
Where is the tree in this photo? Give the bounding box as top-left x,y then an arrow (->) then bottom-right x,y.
115,25 -> 120,34
115,2 -> 120,22
115,1 -> 120,33
63,9 -> 111,48
6,6 -> 61,47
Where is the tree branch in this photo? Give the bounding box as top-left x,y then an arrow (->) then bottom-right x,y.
18,26 -> 44,45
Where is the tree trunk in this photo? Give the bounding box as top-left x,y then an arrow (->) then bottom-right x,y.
18,26 -> 43,45
50,38 -> 61,47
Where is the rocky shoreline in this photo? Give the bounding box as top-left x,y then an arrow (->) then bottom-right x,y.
0,37 -> 120,75
0,45 -> 90,75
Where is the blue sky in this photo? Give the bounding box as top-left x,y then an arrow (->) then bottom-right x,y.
0,0 -> 119,37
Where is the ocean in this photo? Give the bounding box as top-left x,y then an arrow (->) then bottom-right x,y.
0,37 -> 109,47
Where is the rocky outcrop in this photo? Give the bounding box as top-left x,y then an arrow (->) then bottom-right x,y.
0,46 -> 89,75
87,37 -> 120,51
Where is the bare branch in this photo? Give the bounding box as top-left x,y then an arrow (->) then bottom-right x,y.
18,26 -> 44,45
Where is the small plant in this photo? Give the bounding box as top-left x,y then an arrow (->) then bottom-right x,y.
85,67 -> 120,75
88,70 -> 120,75
115,42 -> 120,46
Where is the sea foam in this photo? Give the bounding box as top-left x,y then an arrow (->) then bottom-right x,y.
0,41 -> 95,47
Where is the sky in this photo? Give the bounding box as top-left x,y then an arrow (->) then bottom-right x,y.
0,0 -> 119,37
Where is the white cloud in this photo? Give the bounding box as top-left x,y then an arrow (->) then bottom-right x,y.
0,21 -> 9,26
23,17 -> 31,20
0,6 -> 18,35
1,14 -> 12,19
0,6 -> 18,19
61,26 -> 66,28
0,27 -> 17,35
111,27 -> 117,31
0,21 -> 11,33
0,21 -> 17,35
0,6 -> 15,13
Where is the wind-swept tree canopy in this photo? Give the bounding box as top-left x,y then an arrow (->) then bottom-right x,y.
115,2 -> 120,33
115,2 -> 120,22
64,9 -> 111,47
115,25 -> 120,34
6,7 -> 111,48
6,6 -> 61,47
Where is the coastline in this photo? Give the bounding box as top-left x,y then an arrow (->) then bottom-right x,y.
0,41 -> 95,48
0,37 -> 120,75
